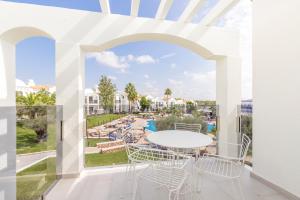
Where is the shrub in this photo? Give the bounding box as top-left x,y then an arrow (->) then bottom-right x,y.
23,117 -> 48,142
156,115 -> 208,134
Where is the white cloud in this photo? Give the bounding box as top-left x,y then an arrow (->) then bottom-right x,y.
142,81 -> 160,97
168,79 -> 183,86
107,75 -> 117,80
135,55 -> 156,64
182,70 -> 216,100
218,0 -> 252,100
160,53 -> 176,59
87,51 -> 157,71
170,63 -> 176,69
87,51 -> 128,69
144,74 -> 149,79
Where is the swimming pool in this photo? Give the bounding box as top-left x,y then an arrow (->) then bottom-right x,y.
146,120 -> 216,133
145,120 -> 157,132
207,123 -> 216,133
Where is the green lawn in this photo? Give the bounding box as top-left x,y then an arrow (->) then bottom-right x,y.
17,124 -> 56,154
85,138 -> 109,147
17,151 -> 128,200
16,114 -> 126,154
17,157 -> 56,200
85,151 -> 128,167
87,114 -> 126,128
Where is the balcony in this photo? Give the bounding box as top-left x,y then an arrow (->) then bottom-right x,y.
45,166 -> 289,200
1,0 -> 300,199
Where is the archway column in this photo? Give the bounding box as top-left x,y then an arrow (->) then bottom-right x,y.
0,39 -> 16,200
216,56 -> 241,157
56,42 -> 85,177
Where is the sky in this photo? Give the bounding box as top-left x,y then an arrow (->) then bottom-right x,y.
10,0 -> 252,100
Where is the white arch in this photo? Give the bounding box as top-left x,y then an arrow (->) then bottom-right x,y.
0,1 -> 241,178
0,26 -> 54,44
82,33 -> 214,59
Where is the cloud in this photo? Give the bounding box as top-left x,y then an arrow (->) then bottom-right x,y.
182,70 -> 216,100
144,74 -> 149,79
170,63 -> 176,69
107,75 -> 117,80
87,51 -> 157,72
142,81 -> 160,97
135,55 -> 156,64
87,51 -> 128,69
160,53 -> 176,59
168,79 -> 183,86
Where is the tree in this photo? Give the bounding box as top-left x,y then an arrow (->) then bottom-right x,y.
16,90 -> 56,143
98,75 -> 116,113
140,96 -> 151,112
164,88 -> 172,108
186,101 -> 196,114
36,89 -> 55,105
125,83 -> 138,113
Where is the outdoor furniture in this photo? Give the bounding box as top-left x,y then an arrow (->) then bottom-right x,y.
147,130 -> 213,157
195,134 -> 251,199
132,153 -> 192,200
124,143 -> 180,179
174,123 -> 202,133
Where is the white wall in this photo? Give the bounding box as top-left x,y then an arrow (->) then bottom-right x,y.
253,0 -> 300,197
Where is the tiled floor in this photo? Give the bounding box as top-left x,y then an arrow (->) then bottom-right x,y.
45,165 -> 292,200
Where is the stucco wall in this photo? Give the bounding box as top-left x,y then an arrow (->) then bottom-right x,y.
253,0 -> 300,197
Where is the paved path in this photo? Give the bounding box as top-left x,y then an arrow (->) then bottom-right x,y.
16,151 -> 56,172
17,147 -> 101,172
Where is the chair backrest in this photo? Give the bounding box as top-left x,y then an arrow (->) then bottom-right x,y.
174,123 -> 201,133
239,134 -> 251,162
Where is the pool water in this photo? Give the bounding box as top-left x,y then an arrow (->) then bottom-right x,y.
207,123 -> 216,132
145,120 -> 157,132
146,120 -> 216,133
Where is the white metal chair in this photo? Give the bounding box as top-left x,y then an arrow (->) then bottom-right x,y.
132,154 -> 193,200
174,123 -> 203,156
195,134 -> 251,199
124,142 -> 179,178
174,123 -> 202,133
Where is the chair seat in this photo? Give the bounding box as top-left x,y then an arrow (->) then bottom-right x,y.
197,156 -> 242,178
128,148 -> 176,164
137,165 -> 187,191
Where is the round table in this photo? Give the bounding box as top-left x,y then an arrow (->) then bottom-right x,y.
147,130 -> 213,150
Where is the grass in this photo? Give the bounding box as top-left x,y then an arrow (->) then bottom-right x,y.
17,124 -> 56,154
17,151 -> 128,200
85,138 -> 109,147
87,114 -> 126,128
17,157 -> 56,200
16,114 -> 126,154
85,151 -> 128,167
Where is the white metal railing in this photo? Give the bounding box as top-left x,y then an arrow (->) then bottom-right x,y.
174,123 -> 202,133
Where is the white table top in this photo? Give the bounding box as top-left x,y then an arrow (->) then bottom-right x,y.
147,130 -> 213,149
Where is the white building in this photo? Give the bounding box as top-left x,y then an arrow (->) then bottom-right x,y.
84,88 -> 103,115
16,79 -> 55,96
114,91 -> 130,113
85,88 -> 132,115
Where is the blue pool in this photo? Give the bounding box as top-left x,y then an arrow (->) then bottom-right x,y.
146,120 -> 216,133
207,123 -> 216,133
145,120 -> 157,132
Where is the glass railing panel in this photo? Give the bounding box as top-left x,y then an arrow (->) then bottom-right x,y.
0,106 -> 17,200
16,105 -> 62,200
241,113 -> 252,165
84,105 -> 129,168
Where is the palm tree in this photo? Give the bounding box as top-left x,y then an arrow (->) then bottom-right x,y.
164,88 -> 172,108
125,83 -> 138,113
